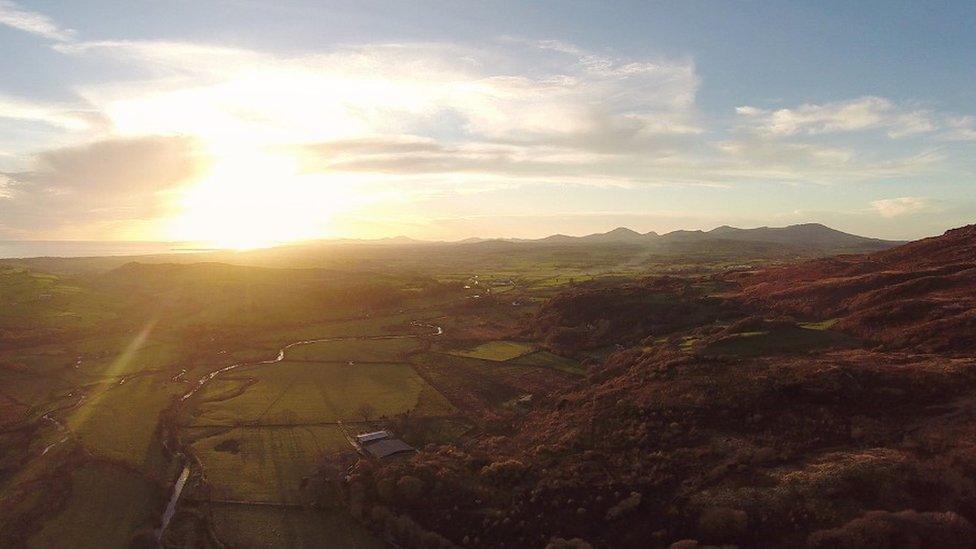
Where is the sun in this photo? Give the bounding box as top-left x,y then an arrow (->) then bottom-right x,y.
166,148 -> 345,249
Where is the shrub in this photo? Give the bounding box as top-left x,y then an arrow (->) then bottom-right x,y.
698,507 -> 748,542
807,510 -> 976,549
546,537 -> 594,549
480,459 -> 526,483
397,475 -> 426,505
605,492 -> 641,520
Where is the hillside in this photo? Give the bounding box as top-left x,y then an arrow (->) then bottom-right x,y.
334,224 -> 976,549
734,224 -> 976,354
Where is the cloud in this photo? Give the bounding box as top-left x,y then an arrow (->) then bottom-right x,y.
60,38 -> 947,192
713,139 -> 942,184
942,116 -> 976,142
56,39 -> 702,145
0,135 -> 208,237
736,96 -> 935,138
3,35 -> 969,239
0,94 -> 108,131
870,196 -> 936,218
0,0 -> 73,41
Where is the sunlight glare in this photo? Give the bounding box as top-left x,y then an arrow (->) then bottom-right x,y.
168,148 -> 345,249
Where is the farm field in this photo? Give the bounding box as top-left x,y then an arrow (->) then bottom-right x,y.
284,337 -> 420,362
177,313 -> 467,548
210,505 -> 388,549
411,352 -> 579,412
190,425 -> 349,503
187,360 -> 453,426
700,326 -> 856,357
445,340 -> 535,361
507,350 -> 585,374
26,462 -> 161,549
66,374 -> 181,470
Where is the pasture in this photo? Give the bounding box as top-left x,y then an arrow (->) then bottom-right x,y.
191,425 -> 349,503
701,326 -> 856,357
188,360 -> 453,426
284,337 -> 419,362
27,462 -> 160,549
210,505 -> 388,549
447,340 -> 535,361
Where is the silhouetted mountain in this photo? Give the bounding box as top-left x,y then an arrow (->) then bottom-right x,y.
698,223 -> 894,247
577,227 -> 646,243
511,223 -> 901,254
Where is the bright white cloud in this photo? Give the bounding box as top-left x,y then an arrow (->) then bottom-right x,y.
56,40 -> 702,148
870,196 -> 935,218
0,0 -> 73,41
736,96 -> 935,138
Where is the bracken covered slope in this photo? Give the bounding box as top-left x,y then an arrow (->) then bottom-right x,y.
325,225 -> 976,549
734,224 -> 976,354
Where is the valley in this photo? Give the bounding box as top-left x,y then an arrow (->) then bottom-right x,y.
0,224 -> 972,548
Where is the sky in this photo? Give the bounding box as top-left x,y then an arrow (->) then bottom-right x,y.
0,1 -> 974,246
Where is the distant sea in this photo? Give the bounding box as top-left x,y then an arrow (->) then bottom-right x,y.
0,241 -> 213,259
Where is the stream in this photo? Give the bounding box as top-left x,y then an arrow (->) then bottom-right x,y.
155,321 -> 443,546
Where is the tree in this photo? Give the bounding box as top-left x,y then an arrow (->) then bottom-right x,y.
358,403 -> 376,423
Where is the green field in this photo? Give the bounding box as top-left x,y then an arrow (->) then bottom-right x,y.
189,361 -> 453,426
284,338 -> 419,362
27,462 -> 160,549
701,327 -> 855,357
192,426 -> 350,503
508,350 -> 584,374
211,505 -> 388,549
65,374 -> 180,471
447,341 -> 535,361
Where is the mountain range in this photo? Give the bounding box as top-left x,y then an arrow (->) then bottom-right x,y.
317,223 -> 899,251
505,223 -> 898,247
436,223 -> 900,256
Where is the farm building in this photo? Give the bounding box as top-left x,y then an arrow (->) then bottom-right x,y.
355,430 -> 392,445
355,430 -> 415,459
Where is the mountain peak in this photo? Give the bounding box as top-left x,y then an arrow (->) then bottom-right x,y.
606,227 -> 641,235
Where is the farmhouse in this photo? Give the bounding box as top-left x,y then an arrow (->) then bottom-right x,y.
355,430 -> 415,459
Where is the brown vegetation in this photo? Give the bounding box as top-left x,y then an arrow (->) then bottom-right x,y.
328,224 -> 976,548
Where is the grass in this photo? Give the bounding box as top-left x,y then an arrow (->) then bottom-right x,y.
28,462 -> 160,549
66,373 -> 179,471
285,338 -> 419,362
508,350 -> 584,374
701,327 -> 855,357
211,505 -> 388,549
412,352 -> 577,411
189,361 -> 453,426
447,341 -> 535,361
192,426 -> 350,503
800,318 -> 841,330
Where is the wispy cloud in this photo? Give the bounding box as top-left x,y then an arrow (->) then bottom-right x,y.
56,39 -> 702,144
735,96 -> 935,139
0,94 -> 106,131
0,0 -> 73,41
870,196 -> 936,218
942,116 -> 976,142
